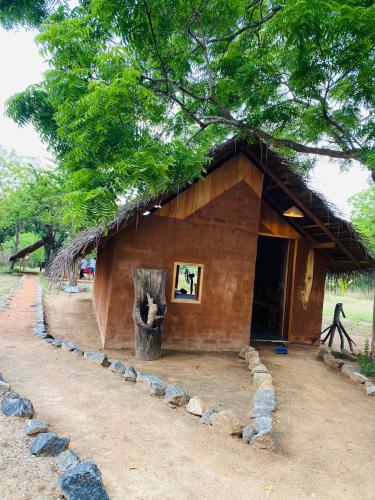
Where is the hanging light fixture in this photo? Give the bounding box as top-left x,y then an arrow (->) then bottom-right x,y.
283,205 -> 304,218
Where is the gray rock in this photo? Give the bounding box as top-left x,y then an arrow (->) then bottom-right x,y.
250,429 -> 279,450
164,383 -> 190,406
1,392 -> 33,417
137,372 -> 164,386
0,373 -> 4,382
201,408 -> 219,425
109,360 -> 126,374
253,389 -> 276,413
252,364 -> 268,374
242,424 -> 255,443
36,331 -> 53,340
83,352 -> 108,365
250,407 -> 273,418
59,460 -> 109,500
148,381 -> 166,396
72,348 -> 84,357
52,339 -> 64,348
341,363 -> 361,377
30,432 -> 69,456
239,346 -> 255,359
253,416 -> 273,433
45,338 -> 54,344
124,365 -> 137,382
0,381 -> 11,394
365,384 -> 375,396
58,449 -> 81,472
62,341 -> 76,352
24,419 -> 48,436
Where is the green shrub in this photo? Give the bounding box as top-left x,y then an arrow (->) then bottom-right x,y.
354,340 -> 375,377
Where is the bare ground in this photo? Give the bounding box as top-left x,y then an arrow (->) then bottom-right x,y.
1,276 -> 375,499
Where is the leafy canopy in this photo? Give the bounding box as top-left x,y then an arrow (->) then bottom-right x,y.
350,186 -> 375,253
6,0 -> 375,225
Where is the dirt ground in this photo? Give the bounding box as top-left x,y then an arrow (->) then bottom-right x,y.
1,276 -> 375,499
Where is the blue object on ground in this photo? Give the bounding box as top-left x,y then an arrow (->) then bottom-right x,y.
274,347 -> 288,354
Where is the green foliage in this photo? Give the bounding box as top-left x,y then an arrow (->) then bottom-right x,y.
350,186 -> 375,253
0,0 -> 59,29
337,278 -> 353,296
5,0 -> 375,225
353,340 -> 375,376
0,150 -> 68,263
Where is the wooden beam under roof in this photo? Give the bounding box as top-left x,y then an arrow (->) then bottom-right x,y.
252,157 -> 360,265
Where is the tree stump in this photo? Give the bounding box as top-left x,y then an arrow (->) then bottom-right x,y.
131,268 -> 167,360
311,302 -> 356,351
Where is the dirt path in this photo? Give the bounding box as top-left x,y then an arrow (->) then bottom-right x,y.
1,276 -> 375,499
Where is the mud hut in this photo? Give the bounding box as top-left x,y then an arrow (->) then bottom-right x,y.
48,139 -> 374,351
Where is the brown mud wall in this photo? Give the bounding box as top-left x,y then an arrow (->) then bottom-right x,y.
287,239 -> 327,343
94,181 -> 262,350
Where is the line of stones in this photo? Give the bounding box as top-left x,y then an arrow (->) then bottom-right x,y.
0,274 -> 26,309
33,285 -> 277,447
0,371 -> 109,500
318,346 -> 375,397
239,346 -> 279,450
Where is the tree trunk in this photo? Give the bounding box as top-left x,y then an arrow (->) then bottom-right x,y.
131,268 -> 167,361
69,262 -> 80,287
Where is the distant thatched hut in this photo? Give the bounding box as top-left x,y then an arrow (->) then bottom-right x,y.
48,139 -> 374,351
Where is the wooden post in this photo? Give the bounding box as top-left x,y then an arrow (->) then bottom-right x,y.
131,268 -> 167,361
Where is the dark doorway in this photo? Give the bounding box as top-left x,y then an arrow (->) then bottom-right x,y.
251,236 -> 289,341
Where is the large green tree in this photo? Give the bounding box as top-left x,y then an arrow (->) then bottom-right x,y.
0,0 -> 60,29
0,155 -> 68,264
6,0 -> 375,224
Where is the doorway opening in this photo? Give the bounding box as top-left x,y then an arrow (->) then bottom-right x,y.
251,235 -> 290,341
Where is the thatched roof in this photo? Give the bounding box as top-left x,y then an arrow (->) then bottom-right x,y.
47,139 -> 374,280
9,239 -> 44,262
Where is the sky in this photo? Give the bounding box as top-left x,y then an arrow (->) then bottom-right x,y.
0,27 -> 372,218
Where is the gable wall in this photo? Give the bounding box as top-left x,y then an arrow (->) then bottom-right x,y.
99,180 -> 262,350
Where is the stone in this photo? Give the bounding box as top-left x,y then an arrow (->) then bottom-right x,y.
317,346 -> 331,360
62,341 -> 76,352
164,383 -> 190,406
341,363 -> 361,377
247,352 -> 260,369
148,381 -> 166,396
253,389 -> 276,413
253,372 -> 273,390
59,460 -> 109,500
201,408 -> 219,425
239,346 -> 255,359
83,352 -> 108,365
341,364 -> 367,384
252,364 -> 268,374
24,419 -> 48,436
0,381 -> 11,394
242,424 -> 255,443
72,348 -> 84,357
109,360 -> 126,374
210,410 -> 242,435
365,385 -> 375,396
250,407 -> 273,418
186,396 -> 207,416
52,339 -> 64,348
244,350 -> 258,363
30,432 -> 69,456
1,392 -> 33,417
36,332 -> 53,340
124,365 -> 137,382
58,450 -> 81,472
251,430 -> 279,450
0,373 -> 5,382
323,353 -> 346,369
45,338 -> 54,344
253,416 -> 273,433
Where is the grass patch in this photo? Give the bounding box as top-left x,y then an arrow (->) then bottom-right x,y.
0,273 -> 22,307
323,291 -> 373,323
